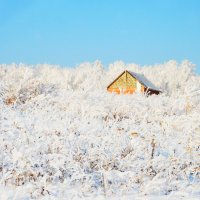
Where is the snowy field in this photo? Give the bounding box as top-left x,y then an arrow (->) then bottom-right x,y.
0,60 -> 200,199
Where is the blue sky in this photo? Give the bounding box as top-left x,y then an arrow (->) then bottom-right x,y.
0,0 -> 200,72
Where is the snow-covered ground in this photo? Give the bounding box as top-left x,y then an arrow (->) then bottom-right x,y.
0,60 -> 200,199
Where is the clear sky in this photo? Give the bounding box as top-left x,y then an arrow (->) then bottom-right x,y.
0,0 -> 200,72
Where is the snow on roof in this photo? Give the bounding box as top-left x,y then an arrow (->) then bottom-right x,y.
129,71 -> 161,91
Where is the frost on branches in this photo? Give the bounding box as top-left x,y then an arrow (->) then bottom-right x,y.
0,60 -> 200,199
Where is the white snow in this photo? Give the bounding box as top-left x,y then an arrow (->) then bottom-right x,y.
129,71 -> 160,91
0,60 -> 200,199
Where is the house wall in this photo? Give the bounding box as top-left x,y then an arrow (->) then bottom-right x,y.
126,72 -> 137,88
108,72 -> 127,89
107,71 -> 159,95
107,72 -> 144,94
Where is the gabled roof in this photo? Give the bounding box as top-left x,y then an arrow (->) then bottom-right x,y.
107,70 -> 127,89
107,70 -> 161,92
128,71 -> 160,91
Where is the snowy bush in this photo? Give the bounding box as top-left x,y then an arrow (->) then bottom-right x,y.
0,60 -> 200,199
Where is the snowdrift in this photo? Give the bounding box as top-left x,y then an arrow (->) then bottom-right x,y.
0,60 -> 200,199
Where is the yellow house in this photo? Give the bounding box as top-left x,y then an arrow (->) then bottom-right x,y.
107,70 -> 161,95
